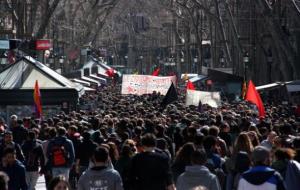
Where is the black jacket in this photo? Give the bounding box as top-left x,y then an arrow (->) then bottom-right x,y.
129,149 -> 173,190
22,140 -> 45,172
77,139 -> 97,167
3,160 -> 28,190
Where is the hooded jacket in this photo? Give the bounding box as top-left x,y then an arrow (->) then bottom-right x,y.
238,166 -> 286,190
176,165 -> 221,190
46,136 -> 75,168
77,166 -> 123,190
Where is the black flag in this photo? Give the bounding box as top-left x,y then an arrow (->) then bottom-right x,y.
161,82 -> 178,109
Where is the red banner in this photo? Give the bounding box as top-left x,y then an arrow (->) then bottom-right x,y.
36,40 -> 51,50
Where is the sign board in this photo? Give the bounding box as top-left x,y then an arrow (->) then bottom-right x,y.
186,89 -> 221,108
121,75 -> 176,95
0,40 -> 10,49
36,40 -> 51,50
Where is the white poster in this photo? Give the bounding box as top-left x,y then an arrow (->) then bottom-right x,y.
186,89 -> 221,108
121,75 -> 176,95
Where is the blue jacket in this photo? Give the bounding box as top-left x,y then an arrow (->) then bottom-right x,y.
46,136 -> 75,168
238,166 -> 286,190
3,160 -> 28,190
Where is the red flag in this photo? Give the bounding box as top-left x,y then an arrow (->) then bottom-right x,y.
245,80 -> 265,118
152,68 -> 160,76
186,80 -> 195,90
105,68 -> 115,78
33,80 -> 42,118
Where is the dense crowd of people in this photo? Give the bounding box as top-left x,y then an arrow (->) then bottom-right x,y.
0,84 -> 300,190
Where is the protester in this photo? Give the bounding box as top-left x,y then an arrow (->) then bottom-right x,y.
176,149 -> 221,190
76,131 -> 98,176
77,146 -> 123,190
261,131 -> 277,150
237,146 -> 286,190
11,119 -> 28,145
115,143 -> 135,190
0,131 -> 25,163
48,175 -> 70,190
172,142 -> 195,182
47,127 -> 75,180
272,148 -> 300,190
0,82 -> 299,190
2,147 -> 28,190
0,171 -> 9,190
22,130 -> 45,190
128,133 -> 175,190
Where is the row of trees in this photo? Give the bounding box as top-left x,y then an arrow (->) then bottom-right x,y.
1,0 -> 300,83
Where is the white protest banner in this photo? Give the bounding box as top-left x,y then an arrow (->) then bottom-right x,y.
186,89 -> 221,108
121,75 -> 176,95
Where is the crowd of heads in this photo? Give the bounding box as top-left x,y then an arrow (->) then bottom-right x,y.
0,84 -> 299,190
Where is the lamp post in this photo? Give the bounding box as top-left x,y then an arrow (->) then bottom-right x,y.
49,55 -> 54,69
124,55 -> 128,66
267,52 -> 272,83
59,56 -> 64,74
243,52 -> 249,81
220,57 -> 225,68
194,56 -> 198,72
139,55 -> 143,74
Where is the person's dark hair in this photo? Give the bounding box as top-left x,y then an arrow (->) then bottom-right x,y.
82,131 -> 91,140
191,149 -> 207,165
0,172 -> 9,190
293,137 -> 300,149
27,130 -> 36,140
68,125 -> 77,132
48,175 -> 70,190
274,148 -> 295,160
194,133 -> 204,148
49,127 -> 57,138
141,133 -> 156,147
174,142 -> 195,165
208,126 -> 220,137
120,145 -> 132,157
203,136 -> 217,151
200,127 -> 209,136
57,127 -> 66,136
134,126 -> 142,136
157,138 -> 168,150
93,146 -> 109,163
3,147 -> 16,156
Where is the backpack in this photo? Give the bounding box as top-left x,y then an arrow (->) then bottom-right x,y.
51,143 -> 68,167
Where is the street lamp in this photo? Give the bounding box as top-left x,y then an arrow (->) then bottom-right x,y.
194,57 -> 198,71
59,56 -> 64,74
180,58 -> 184,64
267,50 -> 273,83
220,57 -> 225,68
139,55 -> 143,74
243,52 -> 249,81
49,56 -> 54,68
124,55 -> 128,66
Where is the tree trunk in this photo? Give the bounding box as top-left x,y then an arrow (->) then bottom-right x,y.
214,0 -> 232,68
255,0 -> 297,79
35,0 -> 61,39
